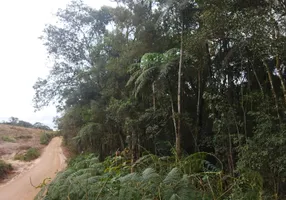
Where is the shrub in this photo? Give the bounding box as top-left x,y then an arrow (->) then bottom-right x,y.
25,148 -> 40,161
1,136 -> 16,143
40,132 -> 53,145
14,148 -> 40,161
0,160 -> 12,179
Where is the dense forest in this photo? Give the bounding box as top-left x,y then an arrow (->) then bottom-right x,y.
34,0 -> 286,199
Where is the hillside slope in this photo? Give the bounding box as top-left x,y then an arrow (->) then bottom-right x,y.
0,124 -> 49,183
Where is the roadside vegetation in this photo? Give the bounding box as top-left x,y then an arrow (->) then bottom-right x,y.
33,0 -> 286,199
36,153 -> 260,200
14,148 -> 40,162
0,160 -> 12,179
40,132 -> 54,145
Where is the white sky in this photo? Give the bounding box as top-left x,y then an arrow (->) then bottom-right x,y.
0,0 -> 116,129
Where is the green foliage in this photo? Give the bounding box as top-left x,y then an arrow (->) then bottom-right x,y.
33,122 -> 53,131
230,169 -> 263,200
1,136 -> 16,143
40,132 -> 54,145
36,153 -> 265,200
15,148 -> 40,161
33,0 -> 286,197
35,154 -> 204,200
0,160 -> 12,179
237,99 -> 286,197
73,123 -> 103,151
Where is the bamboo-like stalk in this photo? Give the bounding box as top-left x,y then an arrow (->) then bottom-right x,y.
176,22 -> 183,159
264,61 -> 280,120
152,83 -> 156,112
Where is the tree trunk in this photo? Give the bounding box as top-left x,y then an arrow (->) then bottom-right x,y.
167,77 -> 178,151
170,95 -> 178,140
241,61 -> 247,138
99,144 -> 104,162
274,56 -> 286,106
119,131 -> 125,151
224,40 -> 234,105
152,82 -> 156,112
166,76 -> 178,156
131,131 -> 137,173
264,61 -> 280,120
206,42 -> 212,78
273,20 -> 286,106
176,22 -> 183,159
227,127 -> 234,175
252,64 -> 264,96
195,68 -> 202,152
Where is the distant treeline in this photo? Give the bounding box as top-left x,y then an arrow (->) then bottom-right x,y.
1,117 -> 52,131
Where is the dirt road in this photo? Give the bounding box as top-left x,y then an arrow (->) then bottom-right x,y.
0,137 -> 66,200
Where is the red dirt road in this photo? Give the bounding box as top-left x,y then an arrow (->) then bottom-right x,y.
0,137 -> 66,200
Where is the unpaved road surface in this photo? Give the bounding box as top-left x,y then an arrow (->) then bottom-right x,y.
0,137 -> 66,200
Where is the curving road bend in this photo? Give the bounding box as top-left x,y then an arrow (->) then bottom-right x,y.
0,137 -> 67,200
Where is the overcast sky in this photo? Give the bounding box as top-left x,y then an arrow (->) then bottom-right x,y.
0,0 -> 116,129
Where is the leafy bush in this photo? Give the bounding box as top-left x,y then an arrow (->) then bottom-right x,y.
35,153 -> 261,200
14,148 -> 40,161
25,148 -> 41,160
40,132 -> 53,145
1,136 -> 16,143
0,160 -> 12,179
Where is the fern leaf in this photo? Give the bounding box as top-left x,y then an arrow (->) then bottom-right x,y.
163,168 -> 181,184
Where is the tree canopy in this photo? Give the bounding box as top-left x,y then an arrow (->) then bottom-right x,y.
34,0 -> 286,198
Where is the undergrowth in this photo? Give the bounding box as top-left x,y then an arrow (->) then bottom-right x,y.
0,160 -> 12,179
35,152 -> 262,200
